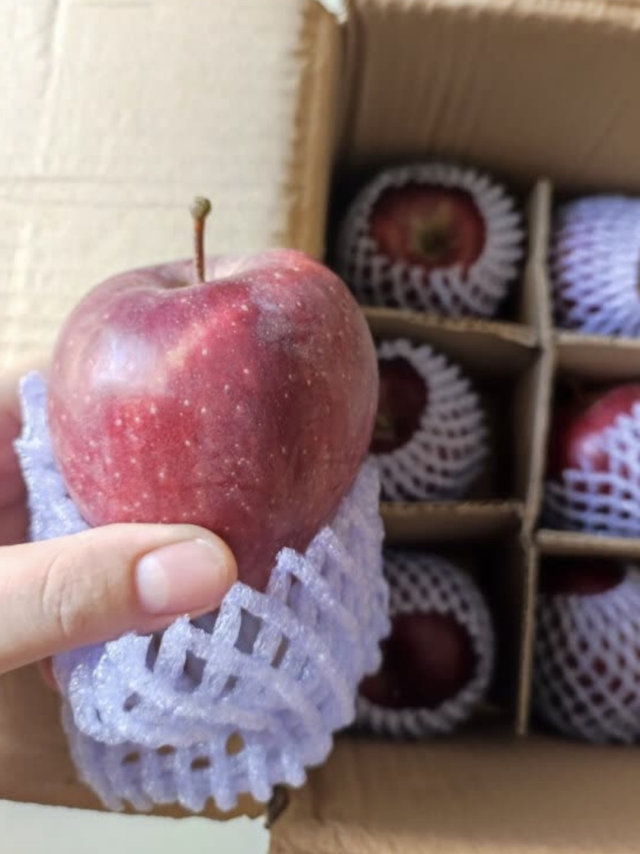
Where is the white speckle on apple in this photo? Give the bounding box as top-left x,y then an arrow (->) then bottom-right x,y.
114,472 -> 121,479
185,439 -> 192,447
224,384 -> 231,393
241,304 -> 249,312
134,416 -> 141,424
201,348 -> 208,356
243,368 -> 250,376
281,446 -> 287,455
158,471 -> 167,481
183,399 -> 191,407
115,418 -> 123,427
200,406 -> 207,415
129,457 -> 137,465
61,413 -> 67,422
149,404 -> 158,415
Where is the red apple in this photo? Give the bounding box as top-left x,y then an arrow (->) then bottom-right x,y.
371,356 -> 428,455
547,383 -> 640,479
534,559 -> 640,743
369,184 -> 486,275
359,611 -> 476,709
540,559 -> 624,596
48,199 -> 378,591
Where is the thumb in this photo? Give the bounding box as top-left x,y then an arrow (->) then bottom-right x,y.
0,523 -> 237,675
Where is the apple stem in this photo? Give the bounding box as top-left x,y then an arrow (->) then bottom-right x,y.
190,196 -> 211,284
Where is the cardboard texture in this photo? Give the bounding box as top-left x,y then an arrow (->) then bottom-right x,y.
271,733 -> 640,854
0,0 -> 335,371
4,0 -> 640,850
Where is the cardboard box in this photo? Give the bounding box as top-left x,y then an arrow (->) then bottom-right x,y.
5,0 -> 640,850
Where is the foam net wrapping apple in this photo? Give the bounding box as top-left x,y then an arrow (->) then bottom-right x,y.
15,373 -> 389,812
544,400 -> 640,536
356,551 -> 495,738
335,162 -> 523,317
372,338 -> 488,501
534,564 -> 640,743
551,196 -> 640,337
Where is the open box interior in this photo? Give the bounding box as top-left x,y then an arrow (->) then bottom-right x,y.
276,1 -> 640,850
5,0 -> 640,850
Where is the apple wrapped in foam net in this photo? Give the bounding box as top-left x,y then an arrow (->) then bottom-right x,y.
551,196 -> 640,337
335,162 -> 523,318
15,372 -> 390,813
534,563 -> 640,744
356,550 -> 494,738
371,338 -> 488,502
544,400 -> 640,536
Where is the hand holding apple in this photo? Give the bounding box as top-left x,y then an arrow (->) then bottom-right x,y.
48,198 -> 378,591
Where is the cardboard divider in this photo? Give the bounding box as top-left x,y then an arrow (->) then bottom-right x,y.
382,501 -> 522,543
556,333 -> 640,381
537,529 -> 640,561
512,181 -> 555,736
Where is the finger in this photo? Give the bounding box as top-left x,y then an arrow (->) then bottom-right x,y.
0,523 -> 237,675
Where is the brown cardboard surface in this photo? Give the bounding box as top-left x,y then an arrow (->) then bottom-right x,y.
271,731 -> 640,854
538,529 -> 640,560
556,332 -> 640,381
364,308 -> 537,377
341,0 -> 640,192
0,0 -> 337,372
382,501 -> 522,543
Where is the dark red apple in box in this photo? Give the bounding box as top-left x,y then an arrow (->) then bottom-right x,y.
360,611 -> 476,709
540,559 -> 624,597
534,559 -> 640,743
547,383 -> 640,478
371,356 -> 428,454
48,199 -> 378,591
370,184 -> 486,275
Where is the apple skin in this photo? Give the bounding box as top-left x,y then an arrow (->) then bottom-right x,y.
547,384 -> 640,479
48,249 -> 378,592
540,559 -> 624,596
359,611 -> 476,709
371,356 -> 428,455
369,184 -> 486,274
